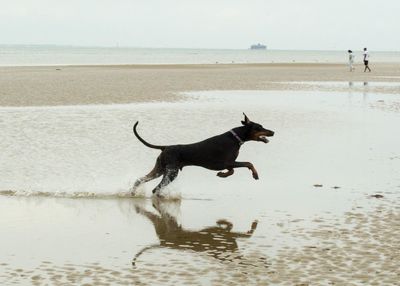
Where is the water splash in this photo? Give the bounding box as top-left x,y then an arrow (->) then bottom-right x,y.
0,189 -> 139,199
0,188 -> 185,201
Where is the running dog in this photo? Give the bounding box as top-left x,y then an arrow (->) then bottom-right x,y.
131,113 -> 274,196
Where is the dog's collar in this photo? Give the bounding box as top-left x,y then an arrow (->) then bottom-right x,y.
230,130 -> 244,146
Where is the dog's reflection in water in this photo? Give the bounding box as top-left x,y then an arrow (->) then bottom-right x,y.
132,197 -> 260,266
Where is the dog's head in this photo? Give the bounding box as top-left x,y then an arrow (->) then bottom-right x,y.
241,113 -> 274,143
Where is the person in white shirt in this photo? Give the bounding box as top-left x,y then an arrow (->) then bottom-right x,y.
363,48 -> 371,72
348,50 -> 355,71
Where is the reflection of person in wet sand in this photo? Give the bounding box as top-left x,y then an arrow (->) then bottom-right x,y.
132,198 -> 259,266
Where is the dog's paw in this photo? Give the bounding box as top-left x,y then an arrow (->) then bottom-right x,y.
129,188 -> 136,196
155,193 -> 165,199
217,172 -> 224,177
253,172 -> 259,180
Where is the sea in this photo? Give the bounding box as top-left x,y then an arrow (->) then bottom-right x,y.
1,45 -> 400,66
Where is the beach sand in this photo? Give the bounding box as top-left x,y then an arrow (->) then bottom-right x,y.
1,64 -> 400,285
1,196 -> 398,285
1,63 -> 400,106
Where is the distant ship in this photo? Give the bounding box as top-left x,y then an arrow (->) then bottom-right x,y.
250,43 -> 267,50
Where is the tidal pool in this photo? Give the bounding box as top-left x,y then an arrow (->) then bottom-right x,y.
1,90 -> 399,285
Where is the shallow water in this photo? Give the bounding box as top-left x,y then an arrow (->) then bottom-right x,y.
1,89 -> 399,285
1,90 -> 399,198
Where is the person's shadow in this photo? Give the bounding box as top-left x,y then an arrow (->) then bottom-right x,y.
132,197 -> 261,267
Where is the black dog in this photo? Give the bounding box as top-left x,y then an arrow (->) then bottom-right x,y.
131,113 -> 274,196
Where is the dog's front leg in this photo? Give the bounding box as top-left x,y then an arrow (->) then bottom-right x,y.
217,168 -> 234,178
233,161 -> 259,180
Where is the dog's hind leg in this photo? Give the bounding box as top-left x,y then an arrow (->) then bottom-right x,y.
152,166 -> 179,196
217,168 -> 234,178
131,160 -> 163,195
233,161 -> 259,180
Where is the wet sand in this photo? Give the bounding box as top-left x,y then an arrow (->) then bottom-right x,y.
1,63 -> 400,106
1,196 -> 398,285
1,65 -> 400,285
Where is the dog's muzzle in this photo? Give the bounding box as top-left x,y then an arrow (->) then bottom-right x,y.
258,130 -> 274,143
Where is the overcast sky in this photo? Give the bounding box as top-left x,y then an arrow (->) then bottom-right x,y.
1,0 -> 399,50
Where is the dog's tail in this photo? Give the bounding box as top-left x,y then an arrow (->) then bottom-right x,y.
133,121 -> 166,150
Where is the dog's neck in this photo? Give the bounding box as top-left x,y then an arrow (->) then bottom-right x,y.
229,130 -> 244,145
230,126 -> 249,146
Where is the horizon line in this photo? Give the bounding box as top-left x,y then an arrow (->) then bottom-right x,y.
0,44 -> 399,53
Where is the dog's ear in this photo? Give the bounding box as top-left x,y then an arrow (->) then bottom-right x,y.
241,112 -> 250,125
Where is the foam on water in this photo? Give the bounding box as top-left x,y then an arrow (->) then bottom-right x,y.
0,189 -> 188,203
0,189 -> 135,199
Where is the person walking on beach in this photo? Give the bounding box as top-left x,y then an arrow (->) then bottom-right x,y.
363,47 -> 371,72
348,50 -> 355,71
